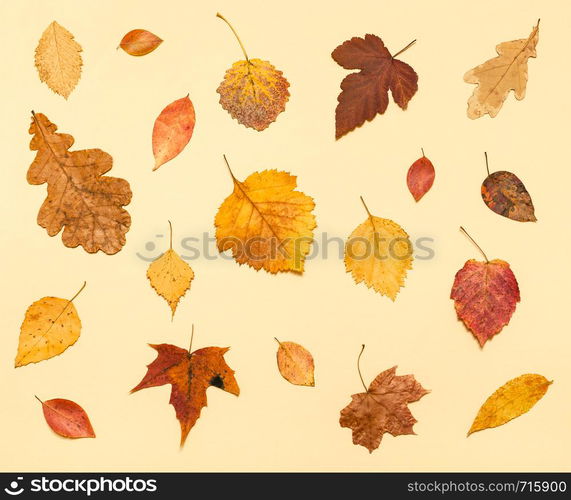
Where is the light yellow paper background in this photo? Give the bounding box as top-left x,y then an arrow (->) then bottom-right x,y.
0,0 -> 569,472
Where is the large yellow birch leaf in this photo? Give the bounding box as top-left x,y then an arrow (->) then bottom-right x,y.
464,21 -> 539,119
214,157 -> 316,274
35,21 -> 83,99
468,374 -> 552,436
15,282 -> 85,367
147,222 -> 194,319
344,197 -> 413,300
216,13 -> 290,131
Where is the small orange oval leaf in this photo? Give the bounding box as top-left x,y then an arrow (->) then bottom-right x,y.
119,29 -> 162,56
37,397 -> 95,439
275,339 -> 315,386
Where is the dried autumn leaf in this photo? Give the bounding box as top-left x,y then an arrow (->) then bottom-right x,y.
216,13 -> 290,130
468,374 -> 552,435
28,112 -> 132,255
332,35 -> 418,139
214,157 -> 316,274
152,95 -> 196,171
482,171 -> 536,222
36,396 -> 95,439
275,338 -> 315,387
345,197 -> 413,300
15,282 -> 85,368
464,21 -> 539,119
451,228 -> 520,346
340,348 -> 428,453
119,29 -> 163,56
35,21 -> 82,99
407,151 -> 435,202
131,336 -> 239,446
147,222 -> 194,319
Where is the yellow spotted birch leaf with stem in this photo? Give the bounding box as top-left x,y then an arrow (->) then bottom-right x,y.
216,13 -> 290,131
16,281 -> 86,367
344,197 -> 413,300
147,221 -> 194,319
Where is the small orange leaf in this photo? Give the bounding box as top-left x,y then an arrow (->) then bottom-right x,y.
275,339 -> 315,386
152,95 -> 196,171
119,29 -> 163,56
36,396 -> 95,439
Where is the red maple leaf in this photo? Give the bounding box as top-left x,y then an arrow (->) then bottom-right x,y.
131,343 -> 239,446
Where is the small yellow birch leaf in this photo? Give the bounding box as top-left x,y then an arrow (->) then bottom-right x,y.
344,197 -> 413,300
214,157 -> 316,274
275,339 -> 315,387
35,21 -> 83,99
147,223 -> 194,319
468,374 -> 552,436
216,13 -> 290,131
15,282 -> 85,367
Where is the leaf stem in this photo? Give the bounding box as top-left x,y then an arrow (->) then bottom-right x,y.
459,226 -> 489,262
34,395 -> 44,405
223,154 -> 237,182
217,13 -> 249,62
392,39 -> 416,58
421,147 -> 425,157
69,281 -> 87,302
484,152 -> 490,176
357,344 -> 367,392
274,337 -> 282,345
360,196 -> 373,218
189,324 -> 195,353
168,220 -> 173,249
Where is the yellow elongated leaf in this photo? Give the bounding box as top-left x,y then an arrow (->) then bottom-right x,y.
275,339 -> 315,387
468,374 -> 552,435
147,223 -> 194,318
35,21 -> 82,99
16,283 -> 85,367
344,198 -> 413,300
214,158 -> 316,274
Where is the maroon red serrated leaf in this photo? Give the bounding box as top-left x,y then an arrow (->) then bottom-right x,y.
451,259 -> 520,346
340,365 -> 428,453
332,34 -> 418,139
407,153 -> 435,201
36,397 -> 95,439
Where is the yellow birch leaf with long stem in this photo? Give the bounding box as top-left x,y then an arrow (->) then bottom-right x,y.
344,197 -> 413,300
468,374 -> 552,436
216,13 -> 290,131
147,222 -> 194,319
35,21 -> 82,99
214,156 -> 316,274
16,282 -> 86,367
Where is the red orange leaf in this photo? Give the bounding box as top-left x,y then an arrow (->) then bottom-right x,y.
131,342 -> 239,446
36,397 -> 95,439
119,29 -> 162,56
340,365 -> 428,453
407,154 -> 435,201
152,95 -> 196,171
451,259 -> 520,346
332,35 -> 418,139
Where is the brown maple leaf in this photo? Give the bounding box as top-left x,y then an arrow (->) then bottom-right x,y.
28,112 -> 132,255
340,349 -> 428,453
332,35 -> 418,139
131,340 -> 239,446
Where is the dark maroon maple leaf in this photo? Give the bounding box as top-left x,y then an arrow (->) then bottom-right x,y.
332,34 -> 418,139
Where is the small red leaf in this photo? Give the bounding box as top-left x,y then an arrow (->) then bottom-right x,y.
152,95 -> 196,171
119,29 -> 163,56
407,154 -> 435,201
37,397 -> 95,439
